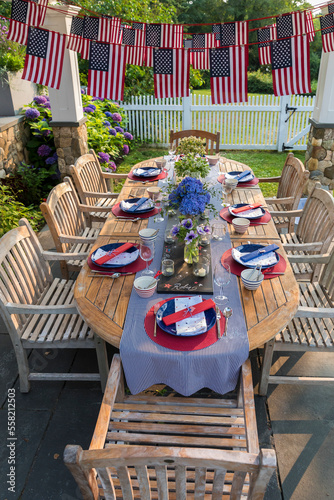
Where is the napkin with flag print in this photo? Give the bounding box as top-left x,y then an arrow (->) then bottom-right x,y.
239,244 -> 279,263
163,296 -> 215,335
93,243 -> 135,265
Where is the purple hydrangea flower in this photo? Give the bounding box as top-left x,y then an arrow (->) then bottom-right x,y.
43,130 -> 51,137
185,230 -> 196,245
83,107 -> 94,113
103,121 -> 111,127
25,108 -> 40,119
92,96 -> 104,101
42,102 -> 51,109
111,112 -> 122,122
124,132 -> 133,140
87,104 -> 96,110
115,126 -> 124,133
81,88 -> 85,94
181,218 -> 193,230
105,111 -> 112,117
33,96 -> 47,105
45,156 -> 56,165
122,144 -> 129,155
109,128 -> 116,136
37,145 -> 52,157
107,161 -> 117,171
98,152 -> 110,164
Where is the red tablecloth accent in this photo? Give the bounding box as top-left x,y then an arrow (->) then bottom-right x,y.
220,207 -> 271,225
218,174 -> 259,187
128,170 -> 168,182
221,249 -> 287,279
144,298 -> 226,351
87,247 -> 151,275
112,202 -> 159,219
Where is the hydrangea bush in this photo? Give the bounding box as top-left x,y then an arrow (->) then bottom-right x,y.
168,177 -> 211,216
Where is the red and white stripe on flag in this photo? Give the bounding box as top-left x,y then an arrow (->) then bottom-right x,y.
272,35 -> 311,96
236,21 -> 248,45
160,24 -> 184,48
191,49 -> 210,70
22,29 -> 65,89
210,46 -> 248,104
306,11 -> 315,42
292,11 -> 315,42
126,28 -> 146,65
38,0 -> 48,26
154,48 -> 189,98
7,0 -> 40,45
99,17 -> 121,43
81,39 -> 91,60
88,43 -> 127,100
258,25 -> 276,66
145,47 -> 153,66
67,33 -> 83,53
320,13 -> 334,52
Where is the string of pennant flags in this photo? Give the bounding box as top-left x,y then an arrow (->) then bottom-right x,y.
6,0 -> 334,102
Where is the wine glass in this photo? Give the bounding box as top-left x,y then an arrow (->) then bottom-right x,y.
154,193 -> 168,223
214,262 -> 231,304
140,241 -> 155,276
221,178 -> 233,207
168,147 -> 176,162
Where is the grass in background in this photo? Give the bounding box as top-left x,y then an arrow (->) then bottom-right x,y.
117,146 -> 305,198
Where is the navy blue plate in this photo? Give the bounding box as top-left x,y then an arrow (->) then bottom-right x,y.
120,198 -> 155,214
91,243 -> 139,269
228,203 -> 265,220
156,299 -> 216,336
232,243 -> 280,270
226,170 -> 254,182
133,166 -> 161,178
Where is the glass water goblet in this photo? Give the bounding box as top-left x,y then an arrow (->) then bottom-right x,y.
140,241 -> 155,276
154,193 -> 168,223
214,262 -> 231,304
222,178 -> 233,207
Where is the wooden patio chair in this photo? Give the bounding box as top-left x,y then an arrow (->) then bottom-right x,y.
0,218 -> 109,393
170,129 -> 220,154
70,149 -> 128,223
270,182 -> 334,282
64,355 -> 276,500
258,153 -> 309,233
40,177 -> 107,280
259,248 -> 334,395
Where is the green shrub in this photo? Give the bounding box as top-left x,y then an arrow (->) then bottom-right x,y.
0,185 -> 44,237
0,18 -> 25,76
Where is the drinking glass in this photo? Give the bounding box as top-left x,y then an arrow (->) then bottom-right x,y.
211,222 -> 227,241
222,178 -> 233,207
214,262 -> 231,304
154,193 -> 168,223
140,241 -> 155,276
168,147 -> 176,162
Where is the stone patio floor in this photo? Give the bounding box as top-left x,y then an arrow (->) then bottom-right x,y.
0,226 -> 333,500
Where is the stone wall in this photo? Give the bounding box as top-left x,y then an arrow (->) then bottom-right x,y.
305,124 -> 334,193
0,116 -> 29,179
52,119 -> 88,176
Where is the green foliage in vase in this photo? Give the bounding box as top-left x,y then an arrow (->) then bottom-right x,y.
174,153 -> 210,179
176,136 -> 207,156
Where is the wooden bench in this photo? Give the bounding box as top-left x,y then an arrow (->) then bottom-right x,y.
64,355 -> 276,500
170,129 -> 220,154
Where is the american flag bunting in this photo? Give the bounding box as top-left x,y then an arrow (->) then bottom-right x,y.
22,27 -> 65,89
210,46 -> 248,104
88,42 -> 127,100
81,16 -> 121,59
67,16 -> 84,53
329,3 -> 334,14
320,13 -> 334,52
271,35 -> 311,96
123,26 -> 146,65
220,21 -> 248,46
212,24 -> 220,41
257,25 -> 276,65
145,23 -> 184,65
38,0 -> 48,27
7,0 -> 40,45
276,12 -> 314,43
188,33 -> 218,69
153,48 -> 189,98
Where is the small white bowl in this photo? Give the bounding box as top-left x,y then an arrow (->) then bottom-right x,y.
134,276 -> 158,298
146,186 -> 161,201
139,228 -> 159,242
155,159 -> 166,169
206,155 -> 219,166
232,218 -> 250,234
241,268 -> 264,290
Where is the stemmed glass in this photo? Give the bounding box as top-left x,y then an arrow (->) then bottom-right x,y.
214,262 -> 231,304
140,241 -> 155,276
221,178 -> 233,207
154,193 -> 168,223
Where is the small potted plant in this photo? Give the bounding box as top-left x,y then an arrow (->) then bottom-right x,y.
176,136 -> 206,156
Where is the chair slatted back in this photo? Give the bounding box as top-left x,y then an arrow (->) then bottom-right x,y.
170,129 -> 220,154
276,153 -> 309,210
320,250 -> 334,306
71,151 -> 108,206
0,220 -> 52,332
76,446 -> 275,500
40,179 -> 87,254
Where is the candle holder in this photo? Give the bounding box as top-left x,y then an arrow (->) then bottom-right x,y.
193,256 -> 210,278
161,259 -> 175,276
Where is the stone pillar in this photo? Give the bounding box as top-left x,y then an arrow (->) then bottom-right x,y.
52,120 -> 88,176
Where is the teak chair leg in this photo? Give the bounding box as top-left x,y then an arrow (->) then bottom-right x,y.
94,334 -> 109,392
259,339 -> 276,396
14,343 -> 31,393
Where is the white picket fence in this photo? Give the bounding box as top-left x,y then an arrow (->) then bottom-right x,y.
119,93 -> 315,151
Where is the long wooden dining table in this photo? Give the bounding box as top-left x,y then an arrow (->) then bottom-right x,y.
74,158 -> 299,351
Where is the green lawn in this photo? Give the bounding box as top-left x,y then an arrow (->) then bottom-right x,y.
117,146 -> 305,198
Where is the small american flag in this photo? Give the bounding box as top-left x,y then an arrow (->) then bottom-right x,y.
67,16 -> 84,53
7,0 -> 40,45
210,46 -> 248,104
88,42 -> 127,100
257,25 -> 276,65
153,48 -> 189,98
190,33 -> 218,70
220,21 -> 248,46
271,36 -> 310,96
329,3 -> 334,14
81,16 -> 121,59
212,24 -> 220,41
320,13 -> 334,53
146,23 -> 183,48
276,12 -> 314,42
123,26 -> 145,65
22,27 -> 65,89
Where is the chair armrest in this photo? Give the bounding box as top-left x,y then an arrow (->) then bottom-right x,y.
258,176 -> 281,183
284,242 -> 323,252
78,204 -> 112,213
240,359 -> 259,454
265,196 -> 295,205
82,191 -> 118,199
6,303 -> 77,315
101,172 -> 128,180
296,306 -> 334,319
59,235 -> 97,245
42,250 -> 90,261
268,209 -> 303,217
287,252 -> 331,264
90,354 -> 122,450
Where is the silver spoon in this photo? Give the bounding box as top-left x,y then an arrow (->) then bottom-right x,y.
115,217 -> 141,222
88,272 -> 121,278
223,306 -> 233,336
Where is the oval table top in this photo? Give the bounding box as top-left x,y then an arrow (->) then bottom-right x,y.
74,157 -> 299,351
